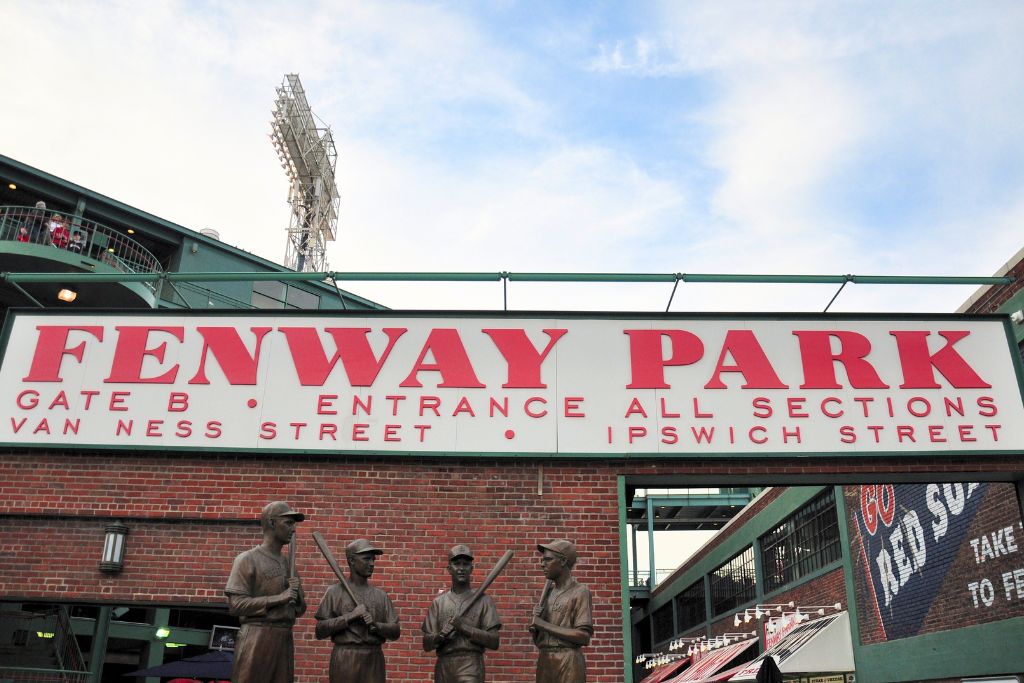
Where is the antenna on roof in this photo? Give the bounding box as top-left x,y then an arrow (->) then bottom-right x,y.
269,74 -> 339,272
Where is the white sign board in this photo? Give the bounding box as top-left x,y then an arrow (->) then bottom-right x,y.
1,312 -> 1022,456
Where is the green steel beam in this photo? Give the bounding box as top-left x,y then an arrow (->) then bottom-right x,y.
630,494 -> 754,509
0,270 -> 1014,286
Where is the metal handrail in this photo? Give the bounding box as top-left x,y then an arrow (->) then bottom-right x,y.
0,205 -> 163,290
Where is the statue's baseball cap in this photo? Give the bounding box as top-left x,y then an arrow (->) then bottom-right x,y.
448,544 -> 474,561
347,538 -> 384,556
261,501 -> 305,523
537,539 -> 577,565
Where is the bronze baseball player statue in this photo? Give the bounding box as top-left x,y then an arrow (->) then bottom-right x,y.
225,501 -> 306,683
530,539 -> 593,683
422,544 -> 504,682
314,538 -> 401,682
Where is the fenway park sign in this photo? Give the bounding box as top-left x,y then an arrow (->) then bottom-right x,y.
1,311 -> 1022,456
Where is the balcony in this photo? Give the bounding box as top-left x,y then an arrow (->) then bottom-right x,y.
0,206 -> 162,308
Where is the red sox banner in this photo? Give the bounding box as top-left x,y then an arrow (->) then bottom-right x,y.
845,483 -> 1024,643
1,311 -> 1022,455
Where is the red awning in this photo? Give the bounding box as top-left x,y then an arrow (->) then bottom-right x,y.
664,639 -> 758,683
640,656 -> 691,683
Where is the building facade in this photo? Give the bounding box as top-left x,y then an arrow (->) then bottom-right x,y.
2,157 -> 1023,683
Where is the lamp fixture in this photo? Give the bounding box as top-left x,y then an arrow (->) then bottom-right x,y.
56,287 -> 77,303
99,521 -> 128,573
733,601 -> 794,626
7,183 -> 16,190
155,627 -> 171,639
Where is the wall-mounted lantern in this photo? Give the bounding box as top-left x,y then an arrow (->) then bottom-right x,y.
100,521 -> 129,573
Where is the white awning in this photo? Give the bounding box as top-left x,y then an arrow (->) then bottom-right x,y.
728,612 -> 854,681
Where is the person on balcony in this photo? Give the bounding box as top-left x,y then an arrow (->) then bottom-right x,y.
68,230 -> 85,253
49,214 -> 70,248
27,201 -> 47,243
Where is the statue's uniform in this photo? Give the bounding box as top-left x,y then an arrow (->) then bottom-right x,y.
225,546 -> 305,683
316,582 -> 399,683
533,579 -> 593,683
423,591 -> 501,682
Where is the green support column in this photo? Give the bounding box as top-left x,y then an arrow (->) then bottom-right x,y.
834,485 -> 864,672
88,606 -> 111,683
702,574 -> 713,632
751,537 -> 766,650
618,477 -> 634,683
647,496 -> 656,588
143,608 -> 170,683
632,525 -> 639,587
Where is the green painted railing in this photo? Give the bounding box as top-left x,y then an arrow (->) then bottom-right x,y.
0,206 -> 163,291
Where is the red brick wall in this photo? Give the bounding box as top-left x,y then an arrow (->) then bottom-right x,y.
2,451 -> 1022,681
706,567 -> 847,640
0,452 -> 623,682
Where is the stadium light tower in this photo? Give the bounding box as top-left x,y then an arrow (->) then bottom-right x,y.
269,74 -> 339,272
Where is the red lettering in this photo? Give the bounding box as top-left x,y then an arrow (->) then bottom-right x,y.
628,426 -> 647,443
16,390 -> 39,410
167,392 -> 189,412
704,330 -> 787,389
840,425 -> 856,443
260,421 -> 277,440
977,396 -> 997,417
109,392 -> 130,411
104,326 -> 183,383
524,397 -> 548,418
352,395 -> 372,416
318,394 -> 338,415
624,330 -> 703,389
187,327 -> 270,385
752,397 -> 772,418
279,327 -> 406,386
452,397 -> 475,417
661,426 -> 678,444
794,331 -> 888,389
624,398 -> 648,418
384,424 -> 401,442
420,396 -> 441,417
821,397 -> 843,418
481,328 -> 566,388
891,331 -> 991,389
564,397 -> 585,418
23,325 -> 104,382
401,329 -> 485,388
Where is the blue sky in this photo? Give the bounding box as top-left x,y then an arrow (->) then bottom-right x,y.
4,1 -> 1023,311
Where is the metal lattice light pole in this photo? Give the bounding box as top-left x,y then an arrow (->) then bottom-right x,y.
269,74 -> 340,273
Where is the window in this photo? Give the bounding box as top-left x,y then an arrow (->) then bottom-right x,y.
675,580 -> 706,633
252,281 -> 320,310
710,547 -> 757,615
652,603 -> 674,643
760,488 -> 841,592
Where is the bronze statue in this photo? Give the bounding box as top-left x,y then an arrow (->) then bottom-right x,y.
422,545 -> 503,682
225,501 -> 306,683
530,539 -> 593,683
314,538 -> 401,683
